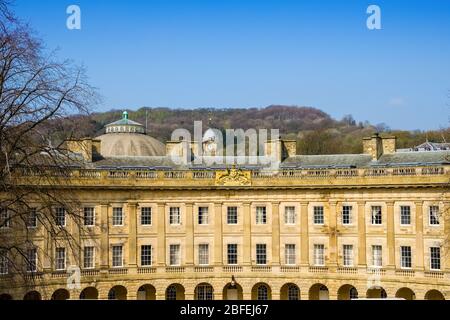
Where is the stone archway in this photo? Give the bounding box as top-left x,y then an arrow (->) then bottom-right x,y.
337,284 -> 358,300
395,287 -> 415,300
366,286 -> 387,299
80,287 -> 98,300
51,289 -> 70,300
425,289 -> 445,300
137,284 -> 156,300
251,283 -> 272,300
280,283 -> 300,300
166,283 -> 185,300
108,285 -> 127,300
309,284 -> 329,300
23,291 -> 41,300
223,282 -> 243,300
195,283 -> 214,300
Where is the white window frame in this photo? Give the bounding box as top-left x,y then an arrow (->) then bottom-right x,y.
55,247 -> 66,271
372,245 -> 383,268
83,207 -> 95,227
400,205 -> 411,226
27,208 -> 38,228
256,244 -> 267,265
285,244 -> 296,265
313,244 -> 325,266
400,246 -> 412,269
198,207 -> 209,225
83,246 -> 95,269
112,207 -> 123,226
112,245 -> 123,268
371,206 -> 382,225
342,205 -> 352,225
169,244 -> 181,266
227,206 -> 238,225
430,247 -> 441,271
227,244 -> 238,265
198,244 -> 209,266
140,207 -> 152,226
343,244 -> 354,267
313,206 -> 324,225
255,206 -> 267,225
169,207 -> 181,225
429,206 -> 440,226
55,207 -> 66,227
141,245 -> 153,267
284,206 -> 296,225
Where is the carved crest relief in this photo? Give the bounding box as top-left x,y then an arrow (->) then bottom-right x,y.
215,165 -> 251,186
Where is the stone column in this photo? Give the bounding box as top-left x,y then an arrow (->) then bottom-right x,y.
300,202 -> 309,266
386,201 -> 395,268
185,203 -> 194,266
157,203 -> 166,267
272,202 -> 280,266
214,203 -> 223,265
328,201 -> 338,268
100,203 -> 109,269
127,202 -> 138,271
415,201 -> 424,270
243,202 -> 251,266
357,201 -> 367,267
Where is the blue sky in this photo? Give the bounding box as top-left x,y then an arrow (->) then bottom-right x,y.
12,0 -> 450,130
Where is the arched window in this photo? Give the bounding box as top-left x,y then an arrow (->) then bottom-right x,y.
108,289 -> 116,300
288,285 -> 299,300
196,284 -> 213,300
257,285 -> 268,300
166,285 -> 177,300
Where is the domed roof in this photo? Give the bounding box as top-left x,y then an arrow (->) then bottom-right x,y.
96,133 -> 165,157
96,111 -> 165,157
203,128 -> 221,142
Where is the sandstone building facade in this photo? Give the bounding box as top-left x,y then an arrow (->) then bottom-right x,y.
0,112 -> 449,300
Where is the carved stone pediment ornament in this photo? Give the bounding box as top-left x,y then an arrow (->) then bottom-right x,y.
215,165 -> 251,186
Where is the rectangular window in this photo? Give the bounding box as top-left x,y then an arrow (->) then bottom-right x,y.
255,206 -> 267,224
0,208 -> 9,228
342,206 -> 352,225
400,246 -> 412,269
169,244 -> 180,266
400,206 -> 411,225
112,245 -> 123,267
227,244 -> 238,265
26,248 -> 37,272
227,206 -> 238,224
430,247 -> 441,270
343,245 -> 354,267
0,251 -> 8,275
83,246 -> 94,269
198,207 -> 209,225
27,208 -> 38,228
55,207 -> 66,226
256,244 -> 267,265
169,207 -> 181,225
141,245 -> 152,266
285,244 -> 296,265
314,244 -> 325,266
141,207 -> 152,226
112,207 -> 123,226
371,206 -> 382,225
372,245 -> 382,267
83,207 -> 95,226
429,206 -> 440,225
55,247 -> 66,271
198,244 -> 209,265
313,206 -> 324,224
284,206 -> 296,224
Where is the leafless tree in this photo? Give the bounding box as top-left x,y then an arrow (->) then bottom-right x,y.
0,0 -> 98,295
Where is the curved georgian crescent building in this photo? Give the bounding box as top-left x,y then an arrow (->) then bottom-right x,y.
1,112 -> 449,300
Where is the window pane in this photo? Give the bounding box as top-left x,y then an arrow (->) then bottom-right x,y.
342,206 -> 352,225
256,244 -> 267,265
400,206 -> 411,225
198,244 -> 209,265
285,244 -> 296,265
371,206 -> 382,225
141,207 -> 152,225
141,245 -> 152,266
430,247 -> 441,270
372,245 -> 382,267
170,244 -> 180,266
227,244 -> 238,265
198,207 -> 208,225
55,207 -> 66,226
170,207 -> 181,225
256,206 -> 267,224
227,207 -> 238,224
112,245 -> 123,267
400,246 -> 411,268
112,208 -> 123,226
55,248 -> 66,270
27,208 -> 38,228
429,206 -> 440,225
314,244 -> 325,266
84,246 -> 94,269
313,206 -> 324,224
284,206 -> 296,224
84,207 -> 95,226
343,245 -> 353,266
